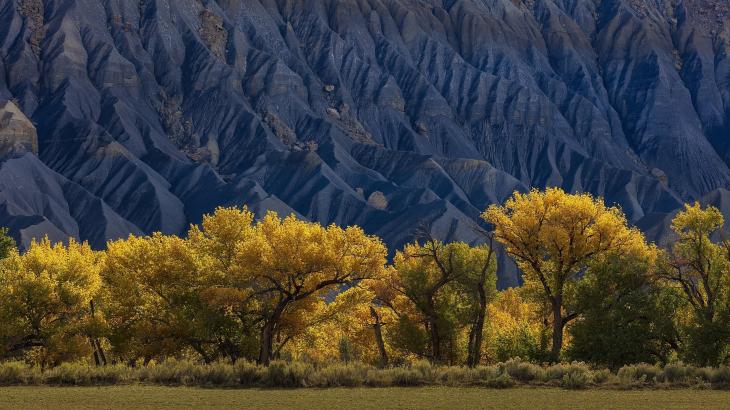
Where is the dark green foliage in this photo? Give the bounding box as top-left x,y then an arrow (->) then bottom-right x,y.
0,228 -> 15,260
681,317 -> 730,367
391,316 -> 429,358
492,325 -> 549,364
567,253 -> 681,369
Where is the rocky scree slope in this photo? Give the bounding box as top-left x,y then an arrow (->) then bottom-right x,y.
0,0 -> 729,286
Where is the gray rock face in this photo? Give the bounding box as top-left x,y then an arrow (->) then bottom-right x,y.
0,100 -> 37,155
0,0 -> 728,286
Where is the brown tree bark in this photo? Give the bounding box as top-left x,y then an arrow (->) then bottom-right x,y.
427,312 -> 443,364
466,285 -> 488,367
89,300 -> 107,366
370,306 -> 389,368
550,298 -> 564,363
258,321 -> 274,366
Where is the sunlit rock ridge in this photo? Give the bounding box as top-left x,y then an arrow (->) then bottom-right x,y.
0,0 -> 729,286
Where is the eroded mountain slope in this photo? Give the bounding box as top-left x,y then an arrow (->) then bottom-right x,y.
0,0 -> 729,285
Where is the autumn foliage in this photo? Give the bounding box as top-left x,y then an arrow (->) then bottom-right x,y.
3,189 -> 730,369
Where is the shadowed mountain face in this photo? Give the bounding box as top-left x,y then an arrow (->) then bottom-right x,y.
0,0 -> 729,286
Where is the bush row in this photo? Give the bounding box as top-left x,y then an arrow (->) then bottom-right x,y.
3,359 -> 730,390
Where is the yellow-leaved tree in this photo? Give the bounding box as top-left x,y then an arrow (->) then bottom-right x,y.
188,208 -> 388,365
659,202 -> 730,365
484,288 -> 548,363
186,207 -> 260,361
0,238 -> 103,367
103,233 -> 226,363
239,212 -> 388,365
282,286 -> 394,365
483,188 -> 648,361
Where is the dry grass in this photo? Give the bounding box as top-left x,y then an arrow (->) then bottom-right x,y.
2,386 -> 730,409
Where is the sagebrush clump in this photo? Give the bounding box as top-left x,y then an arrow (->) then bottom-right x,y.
0,359 -> 728,390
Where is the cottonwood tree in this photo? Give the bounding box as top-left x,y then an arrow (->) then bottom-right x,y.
366,266 -> 425,364
0,228 -> 15,260
390,239 -> 497,365
227,212 -> 387,365
187,207 -> 260,361
103,233 -> 227,363
484,288 -> 547,363
568,242 -> 681,368
483,188 -> 648,362
454,242 -> 497,367
659,203 -> 730,365
283,286 -> 395,365
0,238 -> 102,367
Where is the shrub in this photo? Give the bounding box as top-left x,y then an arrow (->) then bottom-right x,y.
545,364 -> 567,381
540,362 -> 593,386
365,368 -> 393,387
412,360 -> 437,383
691,379 -> 712,390
502,359 -> 543,382
196,361 -> 236,386
486,373 -> 514,388
474,365 -> 502,383
263,361 -> 314,388
311,363 -> 367,387
44,363 -> 130,386
592,369 -> 615,385
693,367 -> 716,383
437,366 -> 482,386
234,361 -> 264,387
663,362 -> 691,383
385,367 -> 423,386
139,360 -> 201,385
0,361 -> 41,385
712,366 -> 730,385
617,363 -> 663,384
561,366 -> 592,389
140,359 -> 188,385
12,358 -> 730,390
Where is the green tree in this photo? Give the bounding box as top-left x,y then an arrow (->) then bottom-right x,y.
483,188 -> 652,361
454,240 -> 497,367
390,239 -> 496,365
0,228 -> 16,260
568,247 -> 681,369
659,203 -> 730,365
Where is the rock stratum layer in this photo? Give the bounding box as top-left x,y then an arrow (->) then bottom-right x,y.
0,0 -> 729,286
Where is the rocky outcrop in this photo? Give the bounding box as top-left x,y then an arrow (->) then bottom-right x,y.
0,0 -> 728,285
199,8 -> 228,60
0,100 -> 37,155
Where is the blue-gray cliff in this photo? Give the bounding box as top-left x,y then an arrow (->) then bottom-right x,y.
0,0 -> 729,286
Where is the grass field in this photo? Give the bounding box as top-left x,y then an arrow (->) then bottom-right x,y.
1,386 -> 729,409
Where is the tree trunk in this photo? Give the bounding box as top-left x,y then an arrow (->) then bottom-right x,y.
90,339 -> 102,366
192,342 -> 213,364
428,314 -> 442,364
370,306 -> 388,368
95,339 -> 107,365
259,302 -> 288,366
88,300 -> 107,366
258,321 -> 275,366
550,300 -> 564,363
467,287 -> 488,367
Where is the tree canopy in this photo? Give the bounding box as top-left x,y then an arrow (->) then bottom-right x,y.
3,192 -> 730,369
483,188 -> 654,361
